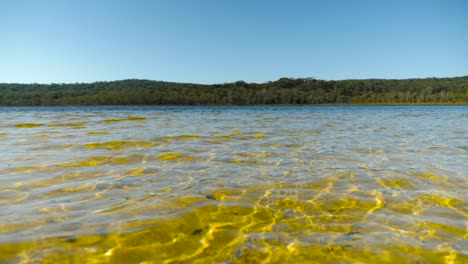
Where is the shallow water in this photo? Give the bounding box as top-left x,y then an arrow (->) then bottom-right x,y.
0,106 -> 467,263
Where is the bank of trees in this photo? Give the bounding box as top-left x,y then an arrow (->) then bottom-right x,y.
0,76 -> 467,106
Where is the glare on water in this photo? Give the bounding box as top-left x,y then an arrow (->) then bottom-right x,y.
0,106 -> 467,263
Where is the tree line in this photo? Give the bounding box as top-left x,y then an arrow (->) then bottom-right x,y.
0,76 -> 467,106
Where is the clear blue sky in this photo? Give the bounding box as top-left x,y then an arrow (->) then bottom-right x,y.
1,0 -> 467,84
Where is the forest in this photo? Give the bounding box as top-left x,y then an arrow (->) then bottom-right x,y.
0,76 -> 467,106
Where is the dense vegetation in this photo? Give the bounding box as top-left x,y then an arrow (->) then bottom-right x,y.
0,76 -> 467,106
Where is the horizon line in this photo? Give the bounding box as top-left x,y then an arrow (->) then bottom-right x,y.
1,74 -> 467,86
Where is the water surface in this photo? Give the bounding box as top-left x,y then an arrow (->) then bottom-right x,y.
0,106 -> 467,263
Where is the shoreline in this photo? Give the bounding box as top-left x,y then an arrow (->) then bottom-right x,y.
1,103 -> 467,107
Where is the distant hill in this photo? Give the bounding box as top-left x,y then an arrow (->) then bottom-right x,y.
0,76 -> 467,105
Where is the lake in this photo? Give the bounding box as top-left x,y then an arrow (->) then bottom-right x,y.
0,106 -> 467,263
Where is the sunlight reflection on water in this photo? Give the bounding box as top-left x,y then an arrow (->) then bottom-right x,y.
0,106 -> 467,263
